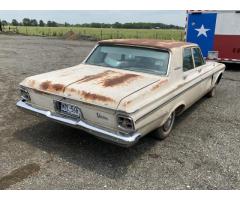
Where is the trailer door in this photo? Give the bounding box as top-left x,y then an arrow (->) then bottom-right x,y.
214,12 -> 240,60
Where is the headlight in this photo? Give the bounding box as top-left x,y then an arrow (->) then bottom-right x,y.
117,114 -> 135,132
20,87 -> 31,101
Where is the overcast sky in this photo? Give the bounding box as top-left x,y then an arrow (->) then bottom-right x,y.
0,10 -> 186,26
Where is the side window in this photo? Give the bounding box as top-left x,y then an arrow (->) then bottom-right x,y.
183,48 -> 194,72
192,48 -> 204,67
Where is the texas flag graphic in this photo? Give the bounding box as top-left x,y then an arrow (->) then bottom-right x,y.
186,12 -> 240,61
186,13 -> 217,57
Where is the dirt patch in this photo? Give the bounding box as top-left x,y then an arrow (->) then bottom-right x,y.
0,163 -> 40,189
63,31 -> 81,40
63,31 -> 97,41
148,153 -> 160,159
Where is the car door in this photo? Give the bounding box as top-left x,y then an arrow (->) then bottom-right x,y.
182,47 -> 204,106
192,47 -> 213,94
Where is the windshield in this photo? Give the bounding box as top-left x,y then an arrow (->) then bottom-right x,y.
86,45 -> 170,75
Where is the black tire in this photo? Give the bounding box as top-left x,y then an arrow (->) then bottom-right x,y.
207,86 -> 216,98
152,111 -> 175,140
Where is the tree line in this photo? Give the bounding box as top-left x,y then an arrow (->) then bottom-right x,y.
0,18 -> 183,29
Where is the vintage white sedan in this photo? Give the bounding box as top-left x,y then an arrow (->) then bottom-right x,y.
17,39 -> 225,147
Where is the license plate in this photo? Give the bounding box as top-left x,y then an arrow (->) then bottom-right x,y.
54,101 -> 82,118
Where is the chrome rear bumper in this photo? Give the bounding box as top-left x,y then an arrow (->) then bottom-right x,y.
16,100 -> 141,147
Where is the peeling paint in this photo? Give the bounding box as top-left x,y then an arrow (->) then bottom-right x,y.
40,81 -> 65,92
40,81 -> 51,90
77,70 -> 118,83
80,91 -> 115,103
52,83 -> 64,91
27,79 -> 35,87
99,39 -> 193,50
102,74 -> 140,87
123,100 -> 133,108
151,79 -> 168,91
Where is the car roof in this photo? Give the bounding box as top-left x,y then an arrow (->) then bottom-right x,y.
98,39 -> 196,50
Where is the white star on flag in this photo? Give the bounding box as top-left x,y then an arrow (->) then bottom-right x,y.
195,24 -> 210,37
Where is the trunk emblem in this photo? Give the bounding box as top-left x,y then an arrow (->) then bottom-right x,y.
97,112 -> 109,120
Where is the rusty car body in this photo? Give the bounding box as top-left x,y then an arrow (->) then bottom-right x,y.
17,39 -> 225,146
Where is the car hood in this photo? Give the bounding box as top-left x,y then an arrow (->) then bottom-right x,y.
21,64 -> 161,110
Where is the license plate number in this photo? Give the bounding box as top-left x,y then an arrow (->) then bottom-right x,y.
55,101 -> 81,118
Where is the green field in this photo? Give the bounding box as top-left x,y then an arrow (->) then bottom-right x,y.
5,26 -> 184,41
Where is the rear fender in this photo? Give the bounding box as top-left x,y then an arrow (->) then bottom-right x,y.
211,63 -> 225,86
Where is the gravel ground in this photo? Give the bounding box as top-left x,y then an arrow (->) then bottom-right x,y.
0,34 -> 240,190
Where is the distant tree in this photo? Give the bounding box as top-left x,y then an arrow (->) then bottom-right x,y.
92,23 -> 102,28
23,18 -> 31,26
39,20 -> 45,27
12,19 -> 19,26
0,20 -> 2,32
64,22 -> 70,27
1,20 -> 8,26
52,21 -> 58,27
47,21 -> 58,27
112,22 -> 122,28
30,19 -> 38,26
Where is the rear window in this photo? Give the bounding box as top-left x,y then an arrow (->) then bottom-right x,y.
86,45 -> 170,75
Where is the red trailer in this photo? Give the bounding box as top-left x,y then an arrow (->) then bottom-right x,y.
186,10 -> 240,63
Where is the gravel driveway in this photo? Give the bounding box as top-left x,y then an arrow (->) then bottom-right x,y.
0,34 -> 240,189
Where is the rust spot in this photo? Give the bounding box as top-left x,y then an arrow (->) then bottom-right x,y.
99,39 -> 193,50
40,81 -> 64,92
33,89 -> 50,95
40,81 -> 51,90
122,100 -> 133,108
27,80 -> 35,87
151,79 -> 168,91
81,91 -> 114,102
64,87 -> 77,96
70,88 -> 76,93
77,70 -> 117,83
102,74 -> 140,87
52,83 -> 64,91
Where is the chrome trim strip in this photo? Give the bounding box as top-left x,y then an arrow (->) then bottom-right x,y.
123,68 -> 219,115
136,68 -> 224,123
16,100 -> 141,147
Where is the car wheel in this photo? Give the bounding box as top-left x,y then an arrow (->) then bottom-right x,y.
152,111 -> 175,140
207,86 -> 216,98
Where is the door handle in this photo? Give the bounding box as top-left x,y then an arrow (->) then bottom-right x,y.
197,68 -> 202,73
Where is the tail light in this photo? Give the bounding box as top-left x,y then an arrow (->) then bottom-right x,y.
20,87 -> 31,101
117,114 -> 135,132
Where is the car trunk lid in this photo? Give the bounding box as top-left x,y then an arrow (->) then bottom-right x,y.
21,64 -> 161,110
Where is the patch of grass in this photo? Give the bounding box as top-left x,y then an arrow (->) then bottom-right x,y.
6,26 -> 184,41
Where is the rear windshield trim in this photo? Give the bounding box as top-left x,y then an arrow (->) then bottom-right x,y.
85,44 -> 170,76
